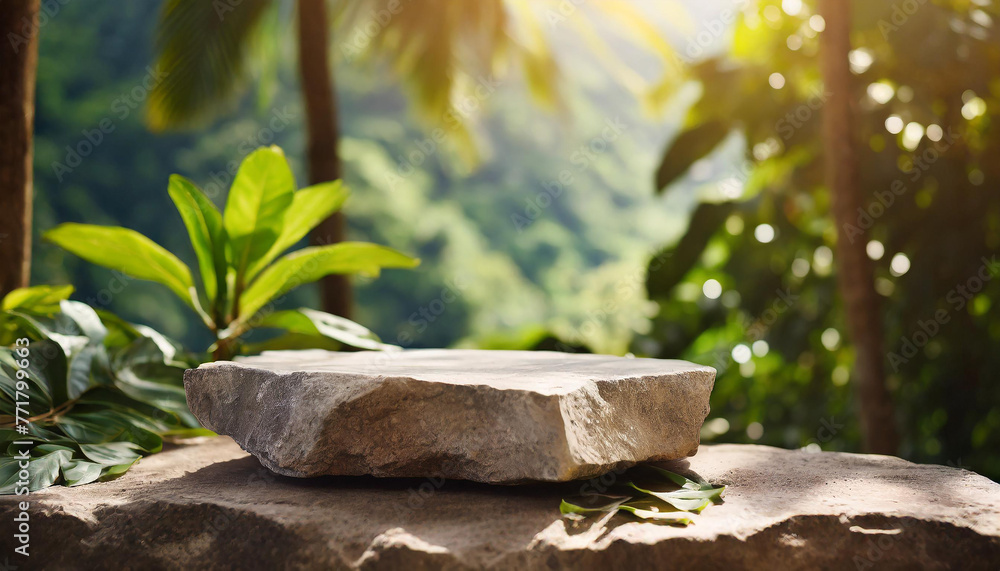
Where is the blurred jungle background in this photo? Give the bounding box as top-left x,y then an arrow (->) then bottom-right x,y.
5,0 -> 998,479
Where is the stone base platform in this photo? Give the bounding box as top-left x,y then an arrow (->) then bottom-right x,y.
3,437 -> 998,570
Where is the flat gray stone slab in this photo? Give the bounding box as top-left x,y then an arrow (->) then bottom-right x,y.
5,437 -> 998,569
183,349 -> 716,483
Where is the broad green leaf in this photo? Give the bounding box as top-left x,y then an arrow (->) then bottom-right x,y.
245,180 -> 350,281
1,285 -> 74,312
618,498 -> 694,525
59,300 -> 108,342
159,427 -> 216,439
43,223 -> 197,309
655,120 -> 731,192
238,242 -> 419,321
56,417 -> 122,444
0,339 -> 61,407
100,457 -> 140,480
79,442 -> 143,467
627,482 -> 714,513
58,301 -> 110,399
0,450 -> 73,493
0,347 -> 54,410
61,460 -> 103,487
642,465 -> 712,489
241,332 -> 341,354
559,495 -> 630,516
76,386 -> 181,428
251,308 -> 396,351
168,174 -> 227,310
224,146 -> 295,286
113,368 -> 196,426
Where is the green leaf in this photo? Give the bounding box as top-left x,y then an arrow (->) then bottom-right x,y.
655,120 -> 731,192
559,466 -> 724,526
0,449 -> 73,494
79,442 -> 143,467
43,223 -> 197,309
238,242 -> 419,321
0,346 -> 54,410
61,459 -> 103,487
168,174 -> 227,311
240,332 -> 341,354
559,495 -> 630,516
641,465 -> 713,490
626,482 -> 714,513
618,498 -> 694,525
99,457 -> 140,480
147,0 -> 273,130
224,146 -> 296,287
59,300 -> 107,341
57,301 -> 109,399
251,308 -> 397,351
245,180 -> 350,281
0,339 -> 61,407
1,285 -> 74,312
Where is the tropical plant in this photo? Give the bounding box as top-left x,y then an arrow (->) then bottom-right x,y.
0,285 -> 210,493
147,0 -> 685,316
560,465 -> 725,526
43,146 -> 418,361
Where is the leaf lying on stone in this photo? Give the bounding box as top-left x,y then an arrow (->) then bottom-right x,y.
560,466 -> 725,526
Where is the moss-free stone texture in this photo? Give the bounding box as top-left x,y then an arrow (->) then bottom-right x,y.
183,349 -> 717,483
4,437 -> 998,569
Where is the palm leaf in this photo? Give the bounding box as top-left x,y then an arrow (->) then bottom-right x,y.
148,0 -> 274,130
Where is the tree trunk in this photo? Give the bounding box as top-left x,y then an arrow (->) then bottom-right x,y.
819,0 -> 899,454
296,0 -> 351,318
0,0 -> 40,297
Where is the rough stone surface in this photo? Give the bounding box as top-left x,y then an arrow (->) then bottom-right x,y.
183,349 -> 717,483
4,437 -> 998,570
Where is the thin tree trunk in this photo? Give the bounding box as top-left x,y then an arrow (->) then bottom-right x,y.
819,0 -> 899,454
0,0 -> 40,297
297,0 -> 351,318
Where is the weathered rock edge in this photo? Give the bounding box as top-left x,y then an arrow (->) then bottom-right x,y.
183,349 -> 717,483
3,438 -> 998,570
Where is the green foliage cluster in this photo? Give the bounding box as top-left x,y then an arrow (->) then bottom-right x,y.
635,0 -> 1000,478
45,146 -> 418,360
1,286 -> 209,493
560,465 -> 725,526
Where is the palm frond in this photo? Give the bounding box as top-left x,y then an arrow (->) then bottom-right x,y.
147,0 -> 274,131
